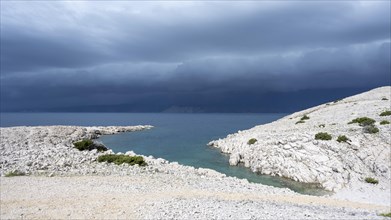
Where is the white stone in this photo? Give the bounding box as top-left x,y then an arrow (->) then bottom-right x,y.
209,86 -> 391,202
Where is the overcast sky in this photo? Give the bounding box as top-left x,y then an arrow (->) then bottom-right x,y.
1,1 -> 390,112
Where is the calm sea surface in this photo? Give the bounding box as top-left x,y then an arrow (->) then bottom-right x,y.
1,113 -> 327,195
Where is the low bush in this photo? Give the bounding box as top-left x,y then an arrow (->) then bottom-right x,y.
380,212 -> 391,218
363,125 -> 379,134
5,170 -> 25,177
381,97 -> 388,101
380,110 -> 391,116
247,138 -> 257,145
301,115 -> 310,120
380,120 -> 390,125
315,132 -> 332,141
337,135 -> 349,143
318,124 -> 325,128
364,177 -> 378,184
73,139 -> 107,152
348,117 -> 375,126
97,154 -> 147,166
295,120 -> 305,124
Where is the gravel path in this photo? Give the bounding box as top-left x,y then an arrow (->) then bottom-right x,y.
1,176 -> 389,219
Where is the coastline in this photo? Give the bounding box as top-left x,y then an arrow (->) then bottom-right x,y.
1,123 -> 390,218
209,86 -> 391,206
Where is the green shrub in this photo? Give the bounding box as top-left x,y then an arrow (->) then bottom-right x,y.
247,138 -> 257,145
73,139 -> 107,152
348,117 -> 376,126
380,212 -> 391,217
363,125 -> 379,134
97,154 -> 147,166
301,115 -> 310,120
380,110 -> 391,116
315,132 -> 332,141
364,177 -> 378,184
381,97 -> 388,101
380,120 -> 390,125
337,135 -> 349,143
5,170 -> 25,177
295,120 -> 305,124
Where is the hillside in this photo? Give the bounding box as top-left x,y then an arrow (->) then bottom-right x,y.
209,86 -> 391,205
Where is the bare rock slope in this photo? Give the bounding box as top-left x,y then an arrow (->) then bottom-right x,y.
209,87 -> 390,202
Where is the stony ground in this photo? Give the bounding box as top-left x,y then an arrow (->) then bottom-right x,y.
209,86 -> 391,205
1,176 -> 389,219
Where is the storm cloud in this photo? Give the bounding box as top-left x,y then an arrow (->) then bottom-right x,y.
1,1 -> 390,112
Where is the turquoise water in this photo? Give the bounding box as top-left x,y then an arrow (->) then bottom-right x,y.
1,113 -> 328,195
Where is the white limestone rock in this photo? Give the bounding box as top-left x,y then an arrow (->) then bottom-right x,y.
210,86 -> 391,197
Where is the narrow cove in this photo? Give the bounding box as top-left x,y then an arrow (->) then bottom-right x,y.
99,113 -> 329,196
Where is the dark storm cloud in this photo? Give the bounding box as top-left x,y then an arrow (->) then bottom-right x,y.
1,1 -> 390,112
1,27 -> 110,72
104,1 -> 391,63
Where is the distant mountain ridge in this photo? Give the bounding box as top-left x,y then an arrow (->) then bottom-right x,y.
1,87 -> 376,113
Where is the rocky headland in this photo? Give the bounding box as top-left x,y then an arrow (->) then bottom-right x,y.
209,86 -> 391,206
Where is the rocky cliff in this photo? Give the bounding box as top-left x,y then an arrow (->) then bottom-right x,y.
209,86 -> 391,193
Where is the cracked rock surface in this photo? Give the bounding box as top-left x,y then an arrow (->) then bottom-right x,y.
209,86 -> 391,205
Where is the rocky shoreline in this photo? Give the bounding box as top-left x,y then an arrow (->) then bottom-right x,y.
1,96 -> 390,218
209,86 -> 391,206
0,125 -> 153,177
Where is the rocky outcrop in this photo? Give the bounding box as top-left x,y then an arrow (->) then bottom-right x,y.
0,125 -> 232,181
209,87 -> 391,192
0,125 -> 154,176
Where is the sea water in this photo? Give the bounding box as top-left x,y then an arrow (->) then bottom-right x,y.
1,113 -> 328,195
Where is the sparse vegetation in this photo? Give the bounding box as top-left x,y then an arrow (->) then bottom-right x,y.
337,135 -> 349,143
348,117 -> 375,126
73,139 -> 107,152
382,97 -> 388,101
247,138 -> 257,145
380,212 -> 391,218
315,132 -> 332,141
295,120 -> 305,124
380,110 -> 391,116
348,117 -> 380,134
97,154 -> 147,166
5,170 -> 25,177
364,177 -> 378,184
380,120 -> 390,125
363,125 -> 379,134
301,115 -> 310,120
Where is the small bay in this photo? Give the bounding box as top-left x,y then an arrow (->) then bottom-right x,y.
1,112 -> 328,195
